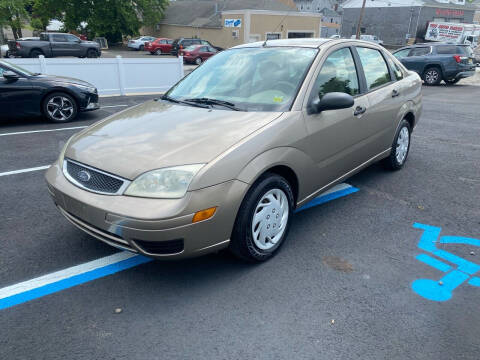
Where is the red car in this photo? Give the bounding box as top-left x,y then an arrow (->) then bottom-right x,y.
144,38 -> 173,55
180,45 -> 218,65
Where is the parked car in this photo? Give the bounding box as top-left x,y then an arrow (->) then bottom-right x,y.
8,33 -> 101,58
171,38 -> 223,56
0,60 -> 99,122
46,39 -> 422,262
144,38 -> 173,55
127,36 -> 156,51
393,43 -> 476,85
180,44 -> 218,64
351,35 -> 384,45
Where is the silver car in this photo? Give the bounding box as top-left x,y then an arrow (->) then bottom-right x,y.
46,39 -> 422,262
127,36 -> 156,51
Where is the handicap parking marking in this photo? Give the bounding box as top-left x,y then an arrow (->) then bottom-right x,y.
412,223 -> 480,302
0,165 -> 50,177
0,252 -> 153,310
296,183 -> 359,213
0,183 -> 358,311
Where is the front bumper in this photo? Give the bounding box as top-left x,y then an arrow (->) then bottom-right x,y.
45,162 -> 248,259
79,92 -> 99,112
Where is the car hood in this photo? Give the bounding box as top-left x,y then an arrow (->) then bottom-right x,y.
66,100 -> 283,180
33,74 -> 94,87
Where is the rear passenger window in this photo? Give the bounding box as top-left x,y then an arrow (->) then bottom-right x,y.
409,47 -> 430,56
312,47 -> 360,99
356,47 -> 391,90
386,56 -> 404,80
436,45 -> 457,54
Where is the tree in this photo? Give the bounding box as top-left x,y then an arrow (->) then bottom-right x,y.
33,0 -> 169,43
0,0 -> 32,39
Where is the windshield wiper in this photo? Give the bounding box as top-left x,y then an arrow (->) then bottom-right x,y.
161,95 -> 209,109
184,97 -> 242,111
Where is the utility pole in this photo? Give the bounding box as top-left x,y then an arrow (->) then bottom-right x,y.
355,0 -> 367,39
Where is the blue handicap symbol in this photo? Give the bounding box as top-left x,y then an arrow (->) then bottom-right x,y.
412,223 -> 480,301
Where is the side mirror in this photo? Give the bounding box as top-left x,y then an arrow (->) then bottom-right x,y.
2,71 -> 20,81
309,92 -> 354,114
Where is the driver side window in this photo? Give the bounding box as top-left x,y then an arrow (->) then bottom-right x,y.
312,47 -> 360,100
0,66 -> 5,77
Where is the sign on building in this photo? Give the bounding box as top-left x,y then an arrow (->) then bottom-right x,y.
224,19 -> 242,28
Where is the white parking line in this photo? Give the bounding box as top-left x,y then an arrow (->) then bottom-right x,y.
0,165 -> 50,177
101,104 -> 130,108
0,126 -> 87,137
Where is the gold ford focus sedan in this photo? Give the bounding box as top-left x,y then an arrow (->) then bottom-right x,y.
46,39 -> 422,262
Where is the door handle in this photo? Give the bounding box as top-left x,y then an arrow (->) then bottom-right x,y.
392,89 -> 400,98
354,106 -> 366,116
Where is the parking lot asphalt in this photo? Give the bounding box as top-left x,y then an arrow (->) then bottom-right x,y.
1,86 -> 479,359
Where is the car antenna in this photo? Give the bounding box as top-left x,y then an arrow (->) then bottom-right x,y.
263,4 -> 293,47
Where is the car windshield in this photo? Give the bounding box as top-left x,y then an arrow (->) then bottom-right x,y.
166,47 -> 318,112
0,60 -> 35,76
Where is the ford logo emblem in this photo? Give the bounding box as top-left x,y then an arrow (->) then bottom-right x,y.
77,170 -> 91,182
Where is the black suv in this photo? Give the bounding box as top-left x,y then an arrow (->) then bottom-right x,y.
171,38 -> 222,56
393,43 -> 476,85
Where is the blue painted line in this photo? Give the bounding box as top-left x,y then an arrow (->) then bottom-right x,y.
0,255 -> 152,310
468,277 -> 480,287
416,254 -> 452,273
296,186 -> 359,213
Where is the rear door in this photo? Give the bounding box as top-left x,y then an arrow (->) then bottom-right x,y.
354,46 -> 405,154
50,34 -> 69,56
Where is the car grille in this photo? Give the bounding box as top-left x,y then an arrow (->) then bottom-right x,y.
134,239 -> 184,255
64,159 -> 127,195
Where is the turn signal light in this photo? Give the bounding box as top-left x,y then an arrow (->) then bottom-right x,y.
192,207 -> 217,223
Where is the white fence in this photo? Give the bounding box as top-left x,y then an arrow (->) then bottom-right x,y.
6,56 -> 184,96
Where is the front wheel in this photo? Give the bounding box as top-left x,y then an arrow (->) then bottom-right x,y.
383,119 -> 411,170
139,45 -> 144,51
155,49 -> 162,55
86,49 -> 98,58
229,174 -> 294,262
423,67 -> 442,86
43,92 -> 78,123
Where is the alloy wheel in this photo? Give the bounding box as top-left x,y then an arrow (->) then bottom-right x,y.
425,70 -> 439,84
47,96 -> 74,121
251,188 -> 289,251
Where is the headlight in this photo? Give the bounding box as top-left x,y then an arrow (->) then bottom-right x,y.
77,84 -> 97,93
124,164 -> 205,199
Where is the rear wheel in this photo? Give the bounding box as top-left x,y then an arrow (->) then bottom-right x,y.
43,92 -> 78,123
423,67 -> 442,86
155,49 -> 162,55
383,119 -> 411,170
195,57 -> 203,65
139,45 -> 144,51
229,173 -> 294,262
30,49 -> 43,58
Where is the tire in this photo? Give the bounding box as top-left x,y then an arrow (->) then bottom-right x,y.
139,45 -> 144,51
30,49 -> 43,58
423,67 -> 442,86
229,173 -> 294,262
383,119 -> 411,171
43,92 -> 78,123
86,49 -> 97,58
195,57 -> 203,65
155,49 -> 162,55
445,78 -> 460,85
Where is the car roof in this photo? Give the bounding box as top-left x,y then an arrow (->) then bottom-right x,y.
232,38 -> 381,49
